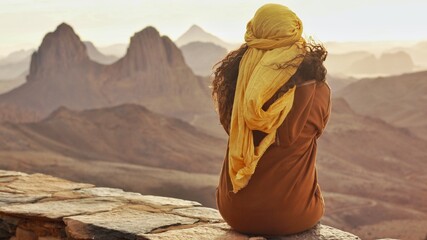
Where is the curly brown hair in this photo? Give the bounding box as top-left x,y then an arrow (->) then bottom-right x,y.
211,41 -> 328,134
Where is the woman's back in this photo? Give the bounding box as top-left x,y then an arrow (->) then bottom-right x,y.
216,80 -> 331,236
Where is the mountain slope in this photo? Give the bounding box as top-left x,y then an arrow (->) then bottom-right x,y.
335,71 -> 427,140
0,103 -> 225,174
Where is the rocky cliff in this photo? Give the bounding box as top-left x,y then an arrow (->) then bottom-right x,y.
0,170 -> 360,240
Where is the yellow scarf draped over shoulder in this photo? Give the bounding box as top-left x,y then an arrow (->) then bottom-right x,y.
228,4 -> 306,193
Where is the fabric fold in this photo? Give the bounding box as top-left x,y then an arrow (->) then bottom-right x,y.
228,3 -> 306,193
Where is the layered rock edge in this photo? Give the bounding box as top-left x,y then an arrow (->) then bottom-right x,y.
0,170 -> 360,240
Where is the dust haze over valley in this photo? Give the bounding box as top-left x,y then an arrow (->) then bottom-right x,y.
1,2 -> 427,240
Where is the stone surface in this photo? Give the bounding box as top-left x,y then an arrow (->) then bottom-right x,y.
64,208 -> 199,239
5,173 -> 93,194
171,206 -> 223,222
141,223 -> 250,240
274,224 -> 361,240
0,197 -> 124,220
0,170 -> 28,177
0,170 -> 360,240
0,191 -> 49,205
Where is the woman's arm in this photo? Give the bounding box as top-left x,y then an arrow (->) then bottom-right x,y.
275,81 -> 317,147
315,81 -> 332,138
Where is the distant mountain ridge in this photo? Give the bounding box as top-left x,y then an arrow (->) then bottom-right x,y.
326,51 -> 415,77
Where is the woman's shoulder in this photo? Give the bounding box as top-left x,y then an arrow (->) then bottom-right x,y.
296,79 -> 317,88
296,79 -> 329,89
296,79 -> 331,97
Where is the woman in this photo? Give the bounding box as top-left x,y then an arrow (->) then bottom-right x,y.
212,3 -> 331,236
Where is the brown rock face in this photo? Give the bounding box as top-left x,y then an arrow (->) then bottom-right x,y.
0,23 -> 212,122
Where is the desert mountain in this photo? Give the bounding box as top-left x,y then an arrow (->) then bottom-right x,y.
347,51 -> 414,76
0,103 -> 225,174
324,41 -> 416,56
335,71 -> 427,140
326,51 -> 414,77
326,51 -> 371,75
389,41 -> 427,70
83,41 -> 119,64
180,41 -> 227,76
175,25 -> 239,51
0,23 -> 214,122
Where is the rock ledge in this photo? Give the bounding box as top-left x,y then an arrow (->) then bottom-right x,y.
0,170 -> 360,239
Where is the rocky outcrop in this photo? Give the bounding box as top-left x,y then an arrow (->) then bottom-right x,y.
0,170 -> 360,239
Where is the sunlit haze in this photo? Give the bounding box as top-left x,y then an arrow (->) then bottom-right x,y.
1,0 -> 427,56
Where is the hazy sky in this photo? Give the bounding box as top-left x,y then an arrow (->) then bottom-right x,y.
1,0 -> 427,56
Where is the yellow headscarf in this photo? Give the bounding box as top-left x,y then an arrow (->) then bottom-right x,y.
228,4 -> 306,193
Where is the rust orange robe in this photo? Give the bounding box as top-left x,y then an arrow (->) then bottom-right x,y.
216,80 -> 331,236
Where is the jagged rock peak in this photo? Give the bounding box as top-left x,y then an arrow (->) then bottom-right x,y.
28,22 -> 89,81
133,26 -> 161,39
42,22 -> 86,52
123,26 -> 187,70
127,26 -> 162,51
55,22 -> 75,34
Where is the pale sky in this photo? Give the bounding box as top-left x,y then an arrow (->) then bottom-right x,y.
1,0 -> 427,56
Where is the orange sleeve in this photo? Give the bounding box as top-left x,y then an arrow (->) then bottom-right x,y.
315,82 -> 332,138
276,83 -> 317,147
